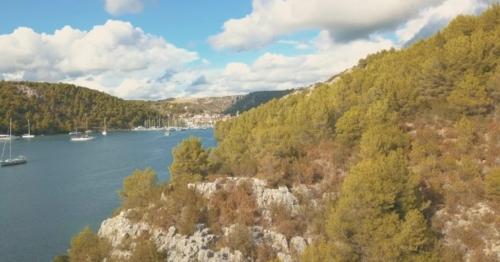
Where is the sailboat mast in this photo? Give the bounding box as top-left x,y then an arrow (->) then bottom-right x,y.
9,118 -> 12,159
28,119 -> 31,135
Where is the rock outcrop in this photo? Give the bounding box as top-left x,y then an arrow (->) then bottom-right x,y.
98,177 -> 310,261
99,211 -> 243,261
190,177 -> 302,216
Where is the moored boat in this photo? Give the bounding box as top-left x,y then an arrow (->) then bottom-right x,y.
22,119 -> 35,139
70,135 -> 95,142
1,119 -> 28,167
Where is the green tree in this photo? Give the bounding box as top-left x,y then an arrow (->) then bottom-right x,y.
170,137 -> 209,178
359,125 -> 410,159
326,152 -> 434,261
447,74 -> 492,115
120,168 -> 158,208
68,226 -> 110,262
335,106 -> 365,145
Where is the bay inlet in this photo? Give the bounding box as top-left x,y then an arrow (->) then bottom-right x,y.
0,129 -> 216,262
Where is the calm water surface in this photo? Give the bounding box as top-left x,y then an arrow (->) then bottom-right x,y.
0,129 -> 216,262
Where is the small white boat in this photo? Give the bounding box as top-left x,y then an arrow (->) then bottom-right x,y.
102,118 -> 108,136
22,119 -> 35,139
1,156 -> 27,167
0,134 -> 10,141
132,126 -> 146,131
1,119 -> 27,167
71,135 -> 95,142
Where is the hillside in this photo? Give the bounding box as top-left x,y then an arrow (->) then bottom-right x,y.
61,6 -> 500,262
0,81 -> 158,134
223,90 -> 294,115
150,96 -> 243,115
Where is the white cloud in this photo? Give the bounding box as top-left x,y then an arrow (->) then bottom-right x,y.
189,32 -> 394,97
105,0 -> 145,16
2,1 -> 496,99
0,20 -> 198,99
396,0 -> 498,44
209,0 -> 445,51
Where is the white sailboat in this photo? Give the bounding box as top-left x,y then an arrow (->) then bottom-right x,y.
70,135 -> 95,142
22,119 -> 35,139
70,119 -> 95,141
1,119 -> 27,167
102,118 -> 107,136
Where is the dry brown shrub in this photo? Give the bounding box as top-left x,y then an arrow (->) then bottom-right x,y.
208,181 -> 258,232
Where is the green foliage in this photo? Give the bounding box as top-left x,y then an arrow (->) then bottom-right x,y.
447,74 -> 492,115
170,137 -> 209,178
0,81 -> 157,134
120,168 -> 159,209
68,226 -> 111,262
335,106 -> 365,145
300,240 -> 335,262
485,167 -> 500,201
359,125 -> 410,159
326,151 -> 434,261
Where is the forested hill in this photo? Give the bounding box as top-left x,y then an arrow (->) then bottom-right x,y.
0,81 -> 157,134
212,6 -> 500,260
223,90 -> 294,115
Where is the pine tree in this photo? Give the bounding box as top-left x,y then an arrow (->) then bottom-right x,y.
170,137 -> 209,178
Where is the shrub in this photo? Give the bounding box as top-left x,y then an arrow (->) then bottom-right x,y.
120,168 -> 159,209
208,181 -> 258,231
68,226 -> 111,262
128,236 -> 165,262
225,224 -> 254,258
269,203 -> 305,239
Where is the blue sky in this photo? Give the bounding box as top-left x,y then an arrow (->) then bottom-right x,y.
0,0 -> 495,99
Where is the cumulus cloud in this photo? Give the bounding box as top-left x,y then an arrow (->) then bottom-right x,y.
105,0 -> 145,16
2,0 -> 496,99
189,32 -> 394,97
0,20 -> 198,99
396,0 -> 498,44
209,0 -> 445,51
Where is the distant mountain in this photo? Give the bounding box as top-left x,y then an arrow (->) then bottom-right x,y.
224,90 -> 294,115
150,95 -> 243,115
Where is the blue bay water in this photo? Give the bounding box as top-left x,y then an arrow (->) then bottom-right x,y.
0,129 -> 216,262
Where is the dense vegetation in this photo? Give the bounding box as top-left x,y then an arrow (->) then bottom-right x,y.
224,90 -> 294,115
0,81 -> 158,134
64,6 -> 500,262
